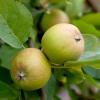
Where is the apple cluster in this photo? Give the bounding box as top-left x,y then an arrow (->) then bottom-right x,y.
10,10 -> 84,91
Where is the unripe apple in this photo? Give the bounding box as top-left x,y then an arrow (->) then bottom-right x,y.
41,23 -> 84,64
49,0 -> 66,5
41,9 -> 70,32
31,0 -> 48,8
10,48 -> 51,91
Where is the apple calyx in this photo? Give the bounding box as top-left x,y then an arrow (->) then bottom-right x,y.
16,71 -> 25,81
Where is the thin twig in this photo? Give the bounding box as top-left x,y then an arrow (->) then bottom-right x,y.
21,89 -> 26,100
40,88 -> 47,100
87,0 -> 100,12
28,37 -> 34,48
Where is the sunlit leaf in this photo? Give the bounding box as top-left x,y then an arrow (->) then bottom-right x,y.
0,0 -> 33,42
81,13 -> 100,28
73,20 -> 100,38
0,15 -> 23,48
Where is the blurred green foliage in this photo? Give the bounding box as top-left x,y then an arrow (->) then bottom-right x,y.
0,0 -> 100,99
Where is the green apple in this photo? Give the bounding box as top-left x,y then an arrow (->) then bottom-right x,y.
31,0 -> 48,8
49,0 -> 66,5
10,48 -> 51,91
41,23 -> 84,64
41,9 -> 70,31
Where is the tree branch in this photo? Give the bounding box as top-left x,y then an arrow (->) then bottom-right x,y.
40,88 -> 47,100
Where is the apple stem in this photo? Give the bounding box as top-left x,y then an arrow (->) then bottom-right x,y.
28,37 -> 34,48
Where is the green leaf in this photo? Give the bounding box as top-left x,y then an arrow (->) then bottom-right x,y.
0,15 -> 23,48
82,66 -> 100,80
0,81 -> 19,100
81,13 -> 100,28
66,0 -> 84,18
79,35 -> 100,62
66,68 -> 84,84
0,0 -> 33,42
19,0 -> 30,6
0,66 -> 12,84
68,88 -> 78,100
24,91 -> 40,100
73,20 -> 100,38
84,75 -> 100,88
0,45 -> 21,69
43,75 -> 58,100
83,34 -> 100,51
53,96 -> 61,100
